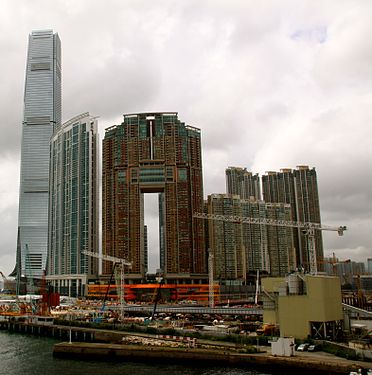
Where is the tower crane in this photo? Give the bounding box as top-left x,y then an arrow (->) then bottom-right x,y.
194,212 -> 347,275
208,251 -> 214,308
82,250 -> 131,320
323,252 -> 350,277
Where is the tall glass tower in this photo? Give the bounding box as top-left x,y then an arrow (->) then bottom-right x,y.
47,113 -> 98,297
13,30 -> 61,279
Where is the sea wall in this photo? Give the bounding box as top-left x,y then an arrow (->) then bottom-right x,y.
53,342 -> 364,375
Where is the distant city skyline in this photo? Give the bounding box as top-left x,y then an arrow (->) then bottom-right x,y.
0,1 -> 371,276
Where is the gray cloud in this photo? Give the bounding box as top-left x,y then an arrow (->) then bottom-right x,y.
0,0 -> 370,275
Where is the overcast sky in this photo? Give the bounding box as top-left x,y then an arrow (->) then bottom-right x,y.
0,0 -> 371,276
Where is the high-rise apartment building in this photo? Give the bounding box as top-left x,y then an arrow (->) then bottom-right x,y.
240,198 -> 269,275
207,194 -> 245,283
265,203 -> 296,276
206,194 -> 295,280
102,113 -> 206,283
46,113 -> 98,296
226,167 -> 261,200
262,166 -> 323,271
13,30 -> 61,279
367,258 -> 372,275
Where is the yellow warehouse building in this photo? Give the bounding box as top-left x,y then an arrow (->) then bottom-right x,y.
262,274 -> 343,340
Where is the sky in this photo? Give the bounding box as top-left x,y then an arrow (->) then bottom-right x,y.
0,0 -> 371,276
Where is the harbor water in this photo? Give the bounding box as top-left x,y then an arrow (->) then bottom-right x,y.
0,331 -> 281,375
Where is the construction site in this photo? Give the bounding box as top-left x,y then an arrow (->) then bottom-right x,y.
2,208 -> 371,341
1,268 -> 372,375
0,112 -> 372,364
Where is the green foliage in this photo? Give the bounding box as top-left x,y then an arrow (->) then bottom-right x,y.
145,327 -> 157,335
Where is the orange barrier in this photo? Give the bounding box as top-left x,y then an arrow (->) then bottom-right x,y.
87,283 -> 219,303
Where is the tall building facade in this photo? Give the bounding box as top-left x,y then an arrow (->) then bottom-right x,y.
240,198 -> 269,275
46,113 -> 98,296
368,258 -> 372,275
206,194 -> 295,281
226,167 -> 261,200
14,30 -> 61,279
265,203 -> 296,276
207,194 -> 245,283
262,166 -> 323,272
102,113 -> 206,283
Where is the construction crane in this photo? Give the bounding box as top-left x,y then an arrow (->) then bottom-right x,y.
322,252 -> 350,277
82,250 -> 131,320
194,212 -> 347,275
208,251 -> 214,308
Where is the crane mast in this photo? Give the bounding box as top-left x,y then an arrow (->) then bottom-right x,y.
208,251 -> 214,308
194,213 -> 347,275
82,250 -> 131,320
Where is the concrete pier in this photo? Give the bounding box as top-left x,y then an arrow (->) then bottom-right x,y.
53,342 -> 367,374
0,320 -> 95,342
2,319 -> 370,374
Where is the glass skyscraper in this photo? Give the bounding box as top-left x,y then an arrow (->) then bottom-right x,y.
47,113 -> 98,297
13,30 -> 61,279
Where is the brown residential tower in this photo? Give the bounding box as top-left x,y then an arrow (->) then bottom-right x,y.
102,113 -> 206,283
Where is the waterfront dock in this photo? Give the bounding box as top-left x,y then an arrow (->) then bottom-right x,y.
53,341 -> 369,375
2,318 -> 370,374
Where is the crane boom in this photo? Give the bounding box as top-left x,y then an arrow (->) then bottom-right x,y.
194,212 -> 347,275
82,250 -> 131,320
82,250 -> 131,266
194,212 -> 346,234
